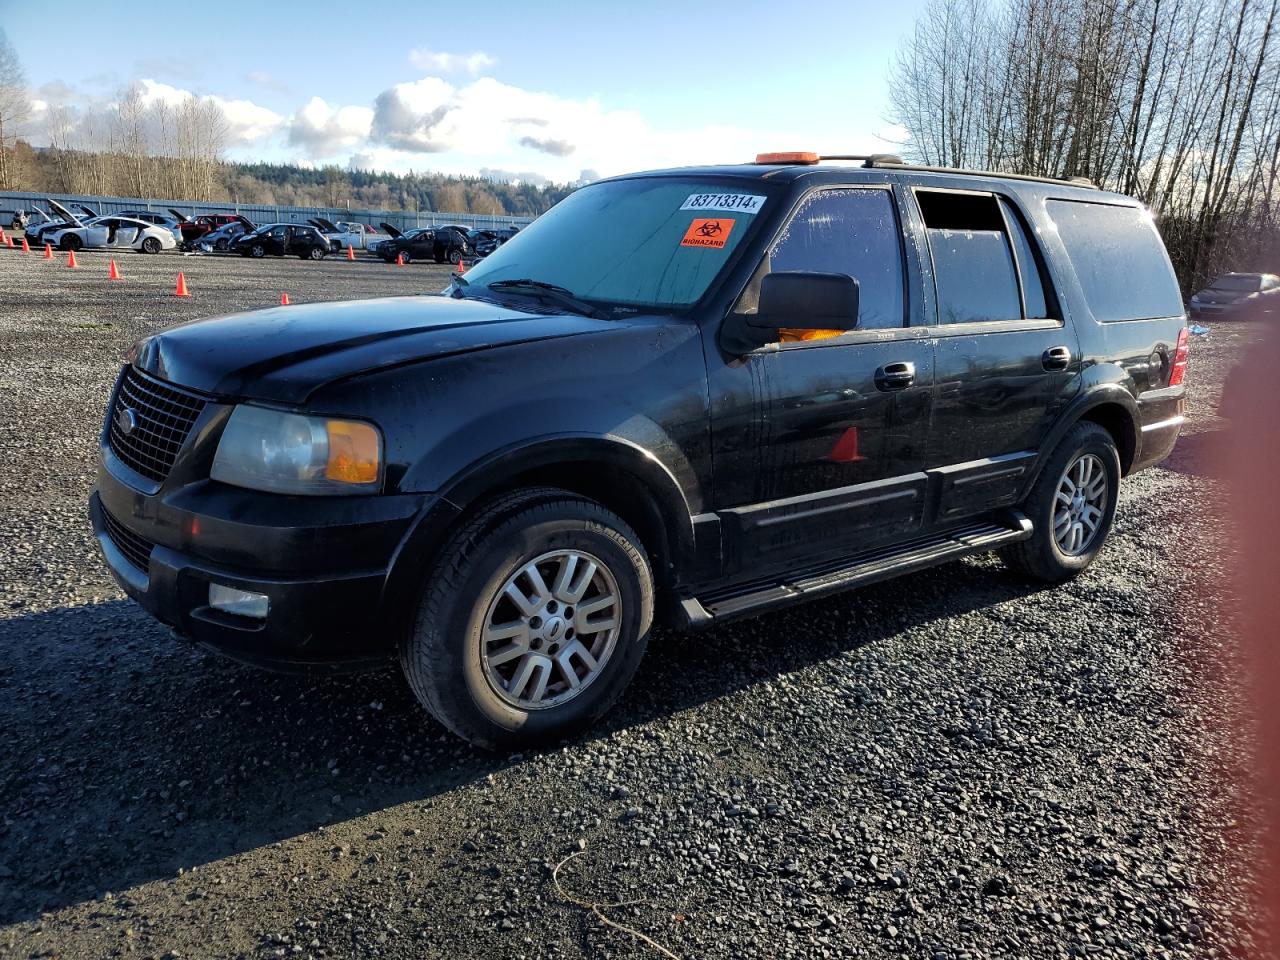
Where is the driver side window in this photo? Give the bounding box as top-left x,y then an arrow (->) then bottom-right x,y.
766,189 -> 907,338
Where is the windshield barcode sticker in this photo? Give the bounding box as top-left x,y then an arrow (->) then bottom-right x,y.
680,193 -> 767,214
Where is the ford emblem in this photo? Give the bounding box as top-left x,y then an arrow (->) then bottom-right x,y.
115,406 -> 139,437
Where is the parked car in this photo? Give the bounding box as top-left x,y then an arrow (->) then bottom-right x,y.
1188,272 -> 1280,320
25,202 -> 98,247
171,211 -> 247,248
308,218 -> 386,251
49,215 -> 178,254
196,219 -> 254,252
471,227 -> 519,259
116,210 -> 186,239
430,224 -> 475,264
376,226 -> 439,263
91,154 -> 1188,748
231,222 -> 330,259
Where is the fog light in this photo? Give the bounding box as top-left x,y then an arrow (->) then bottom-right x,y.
208,583 -> 269,619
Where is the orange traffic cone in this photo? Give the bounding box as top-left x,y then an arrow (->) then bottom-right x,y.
280,292 -> 291,305
395,252 -> 405,266
174,272 -> 191,297
66,249 -> 78,268
345,244 -> 355,261
43,243 -> 53,260
20,237 -> 29,253
108,259 -> 121,280
457,259 -> 466,272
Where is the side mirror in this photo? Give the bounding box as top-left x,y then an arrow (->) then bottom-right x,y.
749,271 -> 861,332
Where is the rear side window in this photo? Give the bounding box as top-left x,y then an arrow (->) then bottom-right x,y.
765,188 -> 905,329
1046,200 -> 1182,321
917,190 -> 1049,324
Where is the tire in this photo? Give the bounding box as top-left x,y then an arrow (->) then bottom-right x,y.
61,234 -> 82,252
305,247 -> 326,260
250,244 -> 266,258
401,487 -> 654,749
398,250 -> 411,264
448,248 -> 462,265
1000,422 -> 1121,583
141,236 -> 161,254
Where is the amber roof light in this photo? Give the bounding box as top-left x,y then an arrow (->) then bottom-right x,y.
755,151 -> 820,164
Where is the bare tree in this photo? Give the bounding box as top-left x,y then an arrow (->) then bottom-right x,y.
0,28 -> 31,189
889,0 -> 1280,290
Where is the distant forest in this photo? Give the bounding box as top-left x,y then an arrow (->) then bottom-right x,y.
1,139 -> 575,217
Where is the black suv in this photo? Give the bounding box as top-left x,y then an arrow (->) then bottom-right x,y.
91,154 -> 1188,748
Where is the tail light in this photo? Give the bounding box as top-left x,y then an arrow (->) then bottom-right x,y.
1169,327 -> 1189,386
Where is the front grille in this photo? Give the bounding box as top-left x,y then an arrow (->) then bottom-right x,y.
101,507 -> 156,575
108,367 -> 207,484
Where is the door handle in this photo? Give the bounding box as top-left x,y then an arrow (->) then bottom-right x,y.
875,361 -> 916,391
1042,346 -> 1072,371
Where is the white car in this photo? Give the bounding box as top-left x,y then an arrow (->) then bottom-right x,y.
46,200 -> 177,254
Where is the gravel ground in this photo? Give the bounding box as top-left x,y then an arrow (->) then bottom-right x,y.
0,246 -> 1267,960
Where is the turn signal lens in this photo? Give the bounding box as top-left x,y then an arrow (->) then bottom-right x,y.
325,420 -> 381,483
755,151 -> 820,164
1169,327 -> 1189,386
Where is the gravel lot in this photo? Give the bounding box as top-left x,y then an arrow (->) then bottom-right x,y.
0,246 -> 1266,960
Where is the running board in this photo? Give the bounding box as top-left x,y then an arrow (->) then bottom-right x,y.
679,513 -> 1032,627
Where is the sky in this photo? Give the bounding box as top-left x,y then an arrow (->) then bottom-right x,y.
0,0 -> 929,184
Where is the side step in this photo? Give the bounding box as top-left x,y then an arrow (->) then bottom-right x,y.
680,513 -> 1032,626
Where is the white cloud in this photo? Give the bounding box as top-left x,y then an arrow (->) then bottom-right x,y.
288,97 -> 374,156
135,79 -> 284,146
408,49 -> 496,76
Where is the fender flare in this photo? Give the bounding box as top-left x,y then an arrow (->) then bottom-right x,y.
1024,384 -> 1140,494
380,435 -> 700,628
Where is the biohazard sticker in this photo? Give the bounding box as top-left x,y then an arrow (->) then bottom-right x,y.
681,218 -> 735,249
680,193 -> 766,214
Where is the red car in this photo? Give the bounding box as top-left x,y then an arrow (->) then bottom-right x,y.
170,210 -> 250,247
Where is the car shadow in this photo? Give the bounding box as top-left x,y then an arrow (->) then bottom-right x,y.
1160,427 -> 1230,480
0,558 -> 1042,925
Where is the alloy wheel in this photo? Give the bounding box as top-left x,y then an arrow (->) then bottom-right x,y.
480,549 -> 621,710
1053,453 -> 1108,556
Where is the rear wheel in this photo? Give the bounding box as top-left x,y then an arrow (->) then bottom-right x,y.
401,488 -> 654,749
141,236 -> 161,254
1001,422 -> 1120,582
306,246 -> 326,260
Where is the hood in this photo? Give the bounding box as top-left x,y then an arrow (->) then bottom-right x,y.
380,222 -> 402,238
1195,287 -> 1255,304
168,208 -> 191,223
46,198 -> 84,229
131,295 -> 621,404
310,216 -> 340,233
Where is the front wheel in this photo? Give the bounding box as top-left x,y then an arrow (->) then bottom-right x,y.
1000,422 -> 1120,582
250,243 -> 266,258
141,236 -> 161,254
401,488 -> 654,749
61,234 -> 82,251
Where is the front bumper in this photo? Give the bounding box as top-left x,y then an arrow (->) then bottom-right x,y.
91,463 -> 436,671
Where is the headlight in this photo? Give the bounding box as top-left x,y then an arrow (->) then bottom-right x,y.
211,405 -> 382,495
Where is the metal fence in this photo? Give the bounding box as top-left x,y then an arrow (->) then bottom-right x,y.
0,190 -> 533,232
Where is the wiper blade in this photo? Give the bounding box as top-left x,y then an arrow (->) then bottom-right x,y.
485,279 -> 606,318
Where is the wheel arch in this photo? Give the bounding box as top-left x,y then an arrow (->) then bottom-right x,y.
379,436 -> 698,640
1026,386 -> 1140,497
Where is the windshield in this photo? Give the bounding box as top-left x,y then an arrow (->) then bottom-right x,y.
1211,275 -> 1262,292
461,177 -> 773,310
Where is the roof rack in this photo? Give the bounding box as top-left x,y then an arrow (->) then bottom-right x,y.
752,151 -> 1098,189
858,156 -> 1098,189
